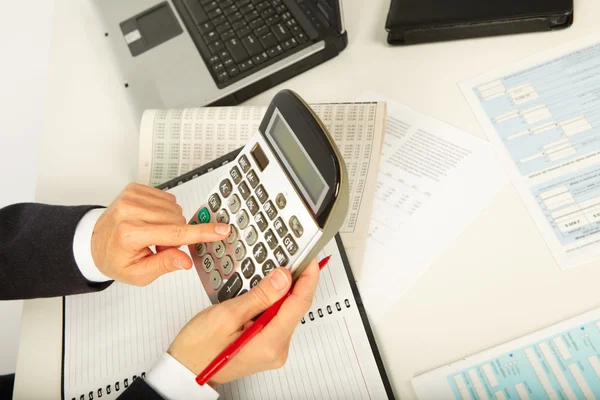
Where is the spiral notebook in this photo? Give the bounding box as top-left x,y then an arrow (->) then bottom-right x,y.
61,151 -> 395,400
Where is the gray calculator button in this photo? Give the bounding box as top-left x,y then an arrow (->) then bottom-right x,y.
218,272 -> 243,302
209,270 -> 223,290
246,196 -> 259,216
255,185 -> 268,204
202,254 -> 215,272
273,246 -> 289,267
247,169 -> 260,188
275,193 -> 287,209
217,209 -> 230,224
262,259 -> 276,276
239,155 -> 251,173
234,241 -> 246,261
221,255 -> 234,276
195,242 -> 207,256
241,258 -> 255,279
283,234 -> 298,256
274,217 -> 288,238
250,275 -> 261,288
244,225 -> 258,245
289,216 -> 304,237
255,212 -> 268,232
253,243 -> 267,264
238,181 -> 251,200
230,166 -> 242,184
227,194 -> 241,213
226,225 -> 238,244
208,194 -> 221,212
236,210 -> 249,229
212,241 -> 226,258
264,229 -> 277,250
219,179 -> 233,198
264,200 -> 277,220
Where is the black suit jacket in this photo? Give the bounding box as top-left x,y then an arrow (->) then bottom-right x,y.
0,204 -> 165,399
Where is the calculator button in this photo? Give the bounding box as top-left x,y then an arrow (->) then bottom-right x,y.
221,255 -> 234,275
244,225 -> 258,245
202,254 -> 215,272
227,194 -> 241,213
241,258 -> 255,279
209,270 -> 223,290
253,243 -> 267,264
236,210 -> 250,229
219,179 -> 233,198
263,200 -> 277,220
247,169 -> 260,188
238,181 -> 251,200
273,246 -> 289,267
254,212 -> 268,232
226,225 -> 238,244
195,242 -> 207,256
218,272 -> 243,302
198,207 -> 211,224
239,155 -> 251,173
289,216 -> 304,238
208,194 -> 221,212
230,166 -> 242,184
213,241 -> 226,258
275,193 -> 287,209
246,196 -> 259,216
216,209 -> 230,224
233,241 -> 246,261
250,275 -> 261,288
255,185 -> 268,204
264,229 -> 277,250
274,217 -> 288,237
262,259 -> 276,276
283,234 -> 298,256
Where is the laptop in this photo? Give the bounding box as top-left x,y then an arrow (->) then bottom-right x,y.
385,0 -> 573,45
91,0 -> 346,112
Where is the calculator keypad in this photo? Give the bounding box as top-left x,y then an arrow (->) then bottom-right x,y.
191,137 -> 319,304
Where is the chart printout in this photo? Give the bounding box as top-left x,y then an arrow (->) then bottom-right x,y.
413,308 -> 600,400
461,35 -> 600,269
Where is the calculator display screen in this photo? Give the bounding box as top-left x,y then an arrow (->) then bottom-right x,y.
267,112 -> 329,210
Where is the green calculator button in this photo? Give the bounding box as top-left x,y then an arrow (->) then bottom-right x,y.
198,207 -> 211,224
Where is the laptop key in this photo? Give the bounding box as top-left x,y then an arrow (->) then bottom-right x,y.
213,62 -> 225,73
238,59 -> 255,72
184,0 -> 208,25
223,58 -> 235,68
217,71 -> 229,82
232,19 -> 247,31
227,66 -> 240,77
213,15 -> 227,26
221,0 -> 234,7
250,18 -> 266,30
244,10 -> 260,22
267,44 -> 283,58
204,31 -> 219,43
237,26 -> 252,37
199,21 -> 214,34
241,35 -> 263,57
256,1 -> 270,12
256,25 -> 269,37
218,50 -> 230,60
209,40 -> 225,53
252,51 -> 269,65
209,55 -> 221,64
227,11 -> 243,23
235,0 -> 250,6
265,14 -> 281,26
272,23 -> 292,42
261,8 -> 275,19
240,3 -> 255,14
282,37 -> 297,50
223,5 -> 238,16
204,1 -> 218,11
221,29 -> 236,41
217,22 -> 231,33
226,38 -> 249,63
259,32 -> 277,49
208,8 -> 223,19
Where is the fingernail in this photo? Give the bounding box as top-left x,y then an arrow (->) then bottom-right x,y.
174,259 -> 185,270
215,223 -> 231,235
270,269 -> 289,291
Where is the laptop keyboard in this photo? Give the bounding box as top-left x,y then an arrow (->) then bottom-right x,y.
180,0 -> 312,87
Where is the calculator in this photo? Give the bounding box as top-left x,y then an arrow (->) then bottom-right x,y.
188,90 -> 349,304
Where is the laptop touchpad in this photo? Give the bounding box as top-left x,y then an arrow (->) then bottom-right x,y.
120,2 -> 183,57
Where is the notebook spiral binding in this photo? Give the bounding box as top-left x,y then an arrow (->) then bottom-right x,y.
300,298 -> 351,325
72,372 -> 146,400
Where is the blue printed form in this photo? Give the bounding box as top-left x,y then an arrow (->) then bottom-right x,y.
413,308 -> 600,400
459,35 -> 600,269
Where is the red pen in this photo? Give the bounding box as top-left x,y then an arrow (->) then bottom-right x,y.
196,256 -> 331,386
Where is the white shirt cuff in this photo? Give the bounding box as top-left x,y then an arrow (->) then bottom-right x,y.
146,353 -> 220,400
72,208 -> 111,283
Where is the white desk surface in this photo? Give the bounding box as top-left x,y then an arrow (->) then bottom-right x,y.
15,0 -> 600,398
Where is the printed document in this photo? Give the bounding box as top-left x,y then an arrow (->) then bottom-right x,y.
357,92 -> 507,323
461,34 -> 600,269
413,307 -> 600,400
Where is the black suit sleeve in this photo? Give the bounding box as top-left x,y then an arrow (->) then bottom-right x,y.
0,203 -> 113,300
117,378 -> 165,400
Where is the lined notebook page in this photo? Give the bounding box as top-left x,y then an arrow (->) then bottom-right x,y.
64,167 -> 389,400
136,102 -> 386,273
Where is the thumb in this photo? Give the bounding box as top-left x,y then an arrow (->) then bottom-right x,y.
130,248 -> 192,285
226,267 -> 292,322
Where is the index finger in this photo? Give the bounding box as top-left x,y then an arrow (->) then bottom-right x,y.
129,222 -> 231,248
